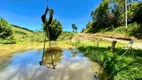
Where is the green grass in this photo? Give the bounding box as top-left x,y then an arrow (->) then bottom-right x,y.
12,26 -> 45,42
74,41 -> 142,80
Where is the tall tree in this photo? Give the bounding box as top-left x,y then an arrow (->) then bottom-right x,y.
72,24 -> 78,32
91,0 -> 110,29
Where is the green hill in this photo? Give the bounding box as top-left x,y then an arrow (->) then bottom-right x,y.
12,25 -> 44,43
0,17 -> 45,44
0,24 -> 44,44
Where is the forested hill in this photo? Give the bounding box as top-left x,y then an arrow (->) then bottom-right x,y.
82,0 -> 142,39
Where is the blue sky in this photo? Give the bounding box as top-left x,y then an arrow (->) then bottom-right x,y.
0,0 -> 101,32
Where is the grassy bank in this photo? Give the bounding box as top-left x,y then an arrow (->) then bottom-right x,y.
74,41 -> 142,80
0,41 -> 74,57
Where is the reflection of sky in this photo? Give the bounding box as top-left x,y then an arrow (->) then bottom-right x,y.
9,50 -> 43,66
0,49 -> 95,80
62,50 -> 73,58
62,49 -> 84,58
75,53 -> 84,58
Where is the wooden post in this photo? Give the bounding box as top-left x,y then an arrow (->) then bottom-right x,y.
108,40 -> 117,52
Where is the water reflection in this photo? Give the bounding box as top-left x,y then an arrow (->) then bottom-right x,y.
40,47 -> 63,69
0,49 -> 95,80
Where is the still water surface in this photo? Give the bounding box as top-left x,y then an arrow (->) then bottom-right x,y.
0,49 -> 98,80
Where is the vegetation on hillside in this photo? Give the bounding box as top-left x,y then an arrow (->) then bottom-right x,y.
57,31 -> 73,41
82,0 -> 142,39
99,23 -> 142,39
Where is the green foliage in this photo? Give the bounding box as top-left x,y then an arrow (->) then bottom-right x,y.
112,23 -> 142,38
0,35 -> 17,44
81,28 -> 85,33
114,23 -> 139,33
29,32 -> 45,42
0,17 -> 13,39
82,21 -> 98,33
133,2 -> 142,24
57,31 -> 72,41
43,19 -> 63,41
127,2 -> 138,23
91,0 -> 110,28
84,22 -> 142,39
83,1 -> 142,34
86,21 -> 92,28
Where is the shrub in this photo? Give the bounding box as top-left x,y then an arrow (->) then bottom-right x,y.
0,18 -> 13,39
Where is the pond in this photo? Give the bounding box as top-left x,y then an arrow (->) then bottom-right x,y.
0,48 -> 101,80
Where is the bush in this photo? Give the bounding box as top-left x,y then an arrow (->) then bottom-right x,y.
131,24 -> 142,39
113,23 -> 142,38
57,31 -> 72,41
0,18 -> 13,39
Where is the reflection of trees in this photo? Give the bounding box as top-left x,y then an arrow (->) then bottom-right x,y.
49,49 -> 94,80
69,48 -> 78,57
41,47 -> 62,69
0,56 -> 12,71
